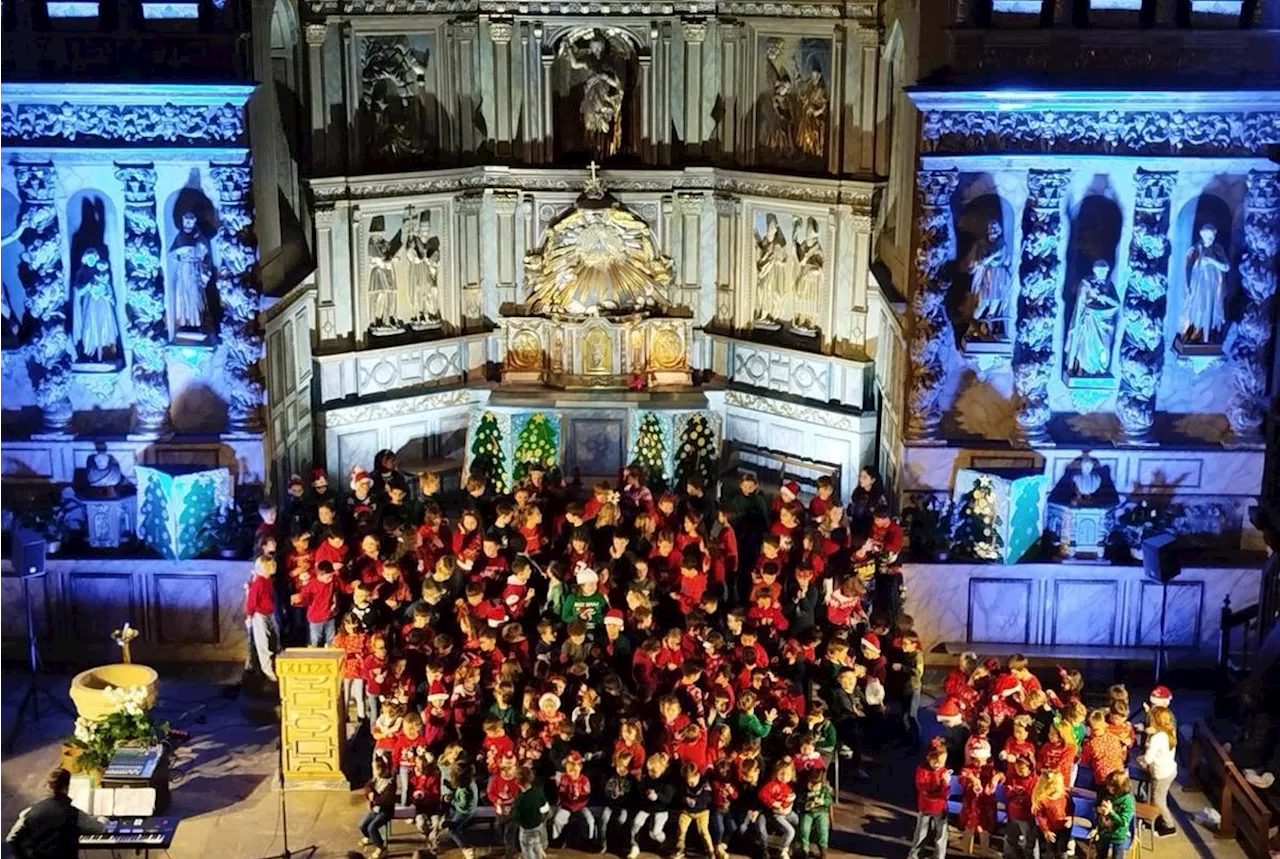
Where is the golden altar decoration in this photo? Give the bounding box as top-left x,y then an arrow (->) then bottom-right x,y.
499,166 -> 693,389
277,648 -> 347,789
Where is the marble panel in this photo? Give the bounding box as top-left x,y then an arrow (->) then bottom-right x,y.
335,429 -> 380,484
154,573 -> 220,644
1136,580 -> 1203,648
1051,579 -> 1120,645
725,414 -> 761,447
1,447 -> 54,480
389,422 -> 431,464
564,417 -> 624,476
67,572 -> 135,645
767,424 -> 805,455
436,413 -> 470,462
1136,457 -> 1203,491
968,577 -> 1033,643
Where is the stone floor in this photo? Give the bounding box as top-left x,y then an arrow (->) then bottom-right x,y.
0,665 -> 1246,859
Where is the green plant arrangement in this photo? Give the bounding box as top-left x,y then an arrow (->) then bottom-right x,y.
70,686 -> 169,773
632,412 -> 668,492
512,413 -> 558,483
674,413 -> 716,491
1111,498 -> 1185,553
950,476 -> 1003,562
470,411 -> 508,493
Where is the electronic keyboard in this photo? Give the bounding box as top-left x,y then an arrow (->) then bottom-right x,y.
80,817 -> 177,854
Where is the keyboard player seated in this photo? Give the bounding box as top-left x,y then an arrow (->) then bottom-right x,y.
6,768 -> 106,859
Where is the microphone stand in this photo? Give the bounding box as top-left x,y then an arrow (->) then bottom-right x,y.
260,723 -> 316,859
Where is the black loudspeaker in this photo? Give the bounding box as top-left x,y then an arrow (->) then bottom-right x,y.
11,528 -> 46,578
1141,532 -> 1180,583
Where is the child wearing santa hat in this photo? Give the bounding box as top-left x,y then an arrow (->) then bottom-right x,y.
958,736 -> 1001,851
935,697 -> 970,772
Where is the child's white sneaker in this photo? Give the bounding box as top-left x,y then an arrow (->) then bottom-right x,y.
627,845 -> 640,859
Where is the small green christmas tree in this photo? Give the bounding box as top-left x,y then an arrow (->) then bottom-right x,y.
951,476 -> 1003,562
674,414 -> 716,491
138,477 -> 172,559
470,411 -> 508,493
632,412 -> 668,492
513,413 -> 558,483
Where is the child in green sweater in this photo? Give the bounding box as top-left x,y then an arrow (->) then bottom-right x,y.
1095,770 -> 1135,859
797,769 -> 834,859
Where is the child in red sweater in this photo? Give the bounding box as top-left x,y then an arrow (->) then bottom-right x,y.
1082,708 -> 1128,785
245,557 -> 278,681
907,741 -> 951,859
1032,770 -> 1070,859
291,560 -> 340,646
551,751 -> 595,843
958,738 -> 1001,849
332,613 -> 369,719
1003,754 -> 1038,859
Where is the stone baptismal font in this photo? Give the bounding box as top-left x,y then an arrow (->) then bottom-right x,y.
498,166 -> 694,388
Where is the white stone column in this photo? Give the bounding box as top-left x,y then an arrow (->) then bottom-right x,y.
210,160 -> 264,432
114,163 -> 170,434
14,163 -> 72,432
681,19 -> 706,156
456,194 -> 484,328
717,21 -> 741,159
489,18 -> 514,159
540,48 -> 554,163
493,191 -> 520,308
1013,168 -> 1070,445
1227,170 -> 1280,442
451,20 -> 479,155
1116,168 -> 1177,444
713,195 -> 740,328
906,168 -> 959,443
313,206 -> 338,344
676,193 -> 705,314
640,42 -> 654,160
305,23 -> 328,173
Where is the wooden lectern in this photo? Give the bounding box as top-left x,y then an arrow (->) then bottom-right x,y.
276,648 -> 348,789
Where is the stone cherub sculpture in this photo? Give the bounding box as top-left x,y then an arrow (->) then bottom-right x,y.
1180,223 -> 1231,345
1065,259 -> 1121,377
964,219 -> 1013,341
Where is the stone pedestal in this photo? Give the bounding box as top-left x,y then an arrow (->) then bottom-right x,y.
277,648 -> 347,790
80,493 -> 137,549
1045,502 -> 1114,560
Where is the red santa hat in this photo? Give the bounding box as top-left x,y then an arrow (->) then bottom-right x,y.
311,467 -> 328,484
604,609 -> 625,627
781,481 -> 801,499
351,467 -> 373,487
427,681 -> 449,702
936,697 -> 964,724
1149,686 -> 1173,707
860,633 -> 881,656
966,736 -> 992,762
564,751 -> 584,766
288,474 -> 305,490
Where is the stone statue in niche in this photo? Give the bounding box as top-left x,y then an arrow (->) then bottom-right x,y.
1072,454 -> 1102,500
757,37 -> 831,167
792,217 -> 823,333
1064,259 -> 1120,377
1180,223 -> 1230,345
963,219 -> 1013,342
168,210 -> 214,342
403,208 -> 441,330
81,445 -> 127,498
71,245 -> 121,366
754,214 -> 790,325
367,215 -> 401,334
560,30 -> 626,158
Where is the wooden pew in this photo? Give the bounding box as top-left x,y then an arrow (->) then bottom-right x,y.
1187,719 -> 1274,859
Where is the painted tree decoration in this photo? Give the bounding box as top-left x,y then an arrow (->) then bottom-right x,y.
674,413 -> 716,490
951,475 -> 1003,562
632,411 -> 668,491
513,413 -> 558,482
138,476 -> 171,558
470,411 -> 508,493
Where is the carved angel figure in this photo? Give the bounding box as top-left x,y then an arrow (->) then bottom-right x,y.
73,246 -> 120,362
965,219 -> 1013,338
563,32 -> 626,157
404,210 -> 440,322
1065,260 -> 1120,377
754,214 -> 790,321
1180,223 -> 1230,344
169,211 -> 212,333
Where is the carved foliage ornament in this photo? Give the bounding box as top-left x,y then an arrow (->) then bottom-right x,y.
1,102 -> 246,147
210,162 -> 264,431
906,168 -> 959,441
1227,170 -> 1280,437
921,110 -> 1280,157
1116,170 -> 1177,439
1013,170 -> 1070,442
114,164 -> 170,431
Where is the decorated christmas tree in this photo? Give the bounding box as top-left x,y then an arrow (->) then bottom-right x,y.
951,475 -> 1004,562
674,413 -> 716,491
513,413 -> 558,482
470,411 -> 508,493
632,411 -> 668,492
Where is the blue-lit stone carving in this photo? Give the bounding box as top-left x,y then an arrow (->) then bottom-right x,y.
906,168 -> 959,442
210,162 -> 263,431
1013,169 -> 1070,445
0,102 -> 246,147
1116,169 -> 1177,443
115,163 -> 171,433
1227,171 -> 1279,441
14,163 -> 73,431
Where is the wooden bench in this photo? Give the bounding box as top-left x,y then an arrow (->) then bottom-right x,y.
1187,719 -> 1274,859
936,642 -> 1159,662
